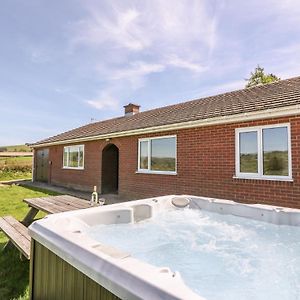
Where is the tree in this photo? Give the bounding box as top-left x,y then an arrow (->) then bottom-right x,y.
245,65 -> 280,88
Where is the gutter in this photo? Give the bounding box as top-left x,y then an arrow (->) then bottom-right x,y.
30,104 -> 300,148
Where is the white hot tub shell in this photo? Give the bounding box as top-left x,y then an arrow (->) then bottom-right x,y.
29,195 -> 300,300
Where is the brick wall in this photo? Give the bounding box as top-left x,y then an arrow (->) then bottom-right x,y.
35,115 -> 300,208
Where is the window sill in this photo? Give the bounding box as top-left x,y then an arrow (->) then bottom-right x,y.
233,175 -> 293,182
136,170 -> 177,176
62,167 -> 84,170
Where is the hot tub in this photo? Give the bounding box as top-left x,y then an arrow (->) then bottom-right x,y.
28,195 -> 300,300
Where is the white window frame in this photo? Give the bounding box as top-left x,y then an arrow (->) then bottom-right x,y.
235,123 -> 292,181
137,135 -> 177,175
63,144 -> 85,170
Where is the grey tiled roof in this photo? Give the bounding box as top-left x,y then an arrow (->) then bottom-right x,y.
32,76 -> 300,146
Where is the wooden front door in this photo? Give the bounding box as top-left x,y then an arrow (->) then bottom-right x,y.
35,149 -> 49,182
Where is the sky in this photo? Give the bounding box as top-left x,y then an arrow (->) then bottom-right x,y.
1,0 -> 300,146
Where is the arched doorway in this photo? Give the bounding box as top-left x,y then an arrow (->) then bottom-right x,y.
101,144 -> 119,194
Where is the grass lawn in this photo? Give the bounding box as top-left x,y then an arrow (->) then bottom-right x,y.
0,171 -> 32,182
0,184 -> 60,300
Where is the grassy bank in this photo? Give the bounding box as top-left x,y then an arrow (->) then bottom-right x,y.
0,185 -> 60,300
0,157 -> 32,181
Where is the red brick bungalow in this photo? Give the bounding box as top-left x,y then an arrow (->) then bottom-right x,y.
30,77 -> 300,208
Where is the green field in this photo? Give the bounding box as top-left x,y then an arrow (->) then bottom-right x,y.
240,151 -> 288,175
150,157 -> 176,171
0,145 -> 32,153
0,157 -> 32,168
0,185 -> 60,300
0,157 -> 32,181
240,153 -> 258,173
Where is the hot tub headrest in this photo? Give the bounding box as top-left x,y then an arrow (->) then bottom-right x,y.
171,197 -> 190,208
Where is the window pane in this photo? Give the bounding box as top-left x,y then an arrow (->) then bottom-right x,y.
151,137 -> 176,171
63,148 -> 68,167
78,146 -> 84,167
140,141 -> 148,169
69,146 -> 79,167
239,131 -> 258,173
263,127 -> 288,176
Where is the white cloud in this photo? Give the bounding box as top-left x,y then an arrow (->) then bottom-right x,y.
265,42 -> 300,78
273,43 -> 300,55
274,0 -> 300,15
86,92 -> 119,110
23,43 -> 52,64
110,61 -> 165,80
167,55 -> 207,73
73,1 -> 221,74
184,79 -> 245,99
205,79 -> 245,96
108,61 -> 165,89
73,0 -> 222,109
74,1 -> 219,54
75,0 -> 300,110
73,6 -> 150,51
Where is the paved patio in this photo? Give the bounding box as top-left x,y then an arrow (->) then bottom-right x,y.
18,180 -> 130,205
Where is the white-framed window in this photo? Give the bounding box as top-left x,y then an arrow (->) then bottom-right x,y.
138,135 -> 177,174
63,145 -> 84,169
235,123 -> 292,181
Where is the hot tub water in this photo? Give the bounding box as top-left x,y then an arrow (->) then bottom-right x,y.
86,208 -> 300,300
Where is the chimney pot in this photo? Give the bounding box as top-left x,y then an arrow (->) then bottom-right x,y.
124,103 -> 140,116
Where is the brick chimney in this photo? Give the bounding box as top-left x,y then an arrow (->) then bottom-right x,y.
123,103 -> 140,116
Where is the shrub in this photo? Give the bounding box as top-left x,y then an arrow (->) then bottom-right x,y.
0,165 -> 32,172
268,156 -> 283,171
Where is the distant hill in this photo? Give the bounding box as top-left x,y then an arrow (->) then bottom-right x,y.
0,144 -> 32,152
